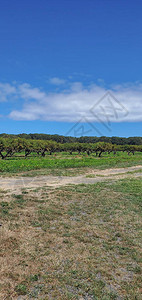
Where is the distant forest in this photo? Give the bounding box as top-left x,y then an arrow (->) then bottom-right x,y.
0,133 -> 142,145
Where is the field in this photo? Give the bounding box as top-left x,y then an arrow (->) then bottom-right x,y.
0,151 -> 142,175
0,152 -> 142,299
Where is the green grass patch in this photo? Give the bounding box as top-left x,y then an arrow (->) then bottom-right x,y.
0,151 -> 141,174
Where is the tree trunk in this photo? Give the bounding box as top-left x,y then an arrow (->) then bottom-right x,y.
99,151 -> 102,157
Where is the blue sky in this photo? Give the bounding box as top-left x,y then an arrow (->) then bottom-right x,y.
0,0 -> 142,137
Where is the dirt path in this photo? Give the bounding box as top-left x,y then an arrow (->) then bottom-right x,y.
0,165 -> 141,192
89,165 -> 142,175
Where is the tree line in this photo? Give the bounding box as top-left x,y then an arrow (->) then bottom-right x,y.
0,137 -> 141,159
0,133 -> 142,145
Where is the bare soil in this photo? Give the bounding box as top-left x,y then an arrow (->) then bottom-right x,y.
0,165 -> 141,192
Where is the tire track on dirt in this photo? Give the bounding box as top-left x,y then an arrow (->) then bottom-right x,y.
0,165 -> 141,192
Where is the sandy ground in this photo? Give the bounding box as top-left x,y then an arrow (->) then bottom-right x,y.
0,165 -> 141,192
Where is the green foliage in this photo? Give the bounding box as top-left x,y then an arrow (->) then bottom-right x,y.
0,133 -> 142,145
0,137 -> 141,160
15,284 -> 27,295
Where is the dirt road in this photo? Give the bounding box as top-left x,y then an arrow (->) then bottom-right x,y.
0,165 -> 141,192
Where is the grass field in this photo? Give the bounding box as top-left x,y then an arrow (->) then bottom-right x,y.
0,177 -> 142,299
0,151 -> 142,175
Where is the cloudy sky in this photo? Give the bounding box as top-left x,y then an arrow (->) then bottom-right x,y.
0,0 -> 142,137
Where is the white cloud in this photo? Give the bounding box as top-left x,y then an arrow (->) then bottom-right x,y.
49,77 -> 66,85
0,83 -> 16,102
18,83 -> 46,101
0,81 -> 142,123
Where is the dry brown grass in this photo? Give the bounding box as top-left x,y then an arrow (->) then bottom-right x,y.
0,178 -> 142,299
